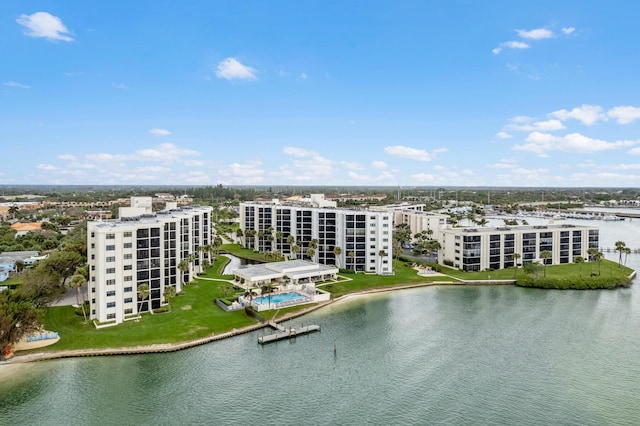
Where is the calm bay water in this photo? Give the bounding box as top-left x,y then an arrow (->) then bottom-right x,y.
1,219 -> 639,425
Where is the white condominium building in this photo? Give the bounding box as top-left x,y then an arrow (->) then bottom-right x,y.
373,205 -> 449,241
88,198 -> 212,325
439,223 -> 599,271
240,202 -> 393,274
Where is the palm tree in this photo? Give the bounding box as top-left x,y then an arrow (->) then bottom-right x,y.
615,241 -> 628,267
333,246 -> 342,268
540,250 -> 552,277
275,231 -> 283,251
574,256 -> 585,278
236,228 -> 244,245
8,205 -> 19,219
348,251 -> 355,271
288,244 -> 298,260
587,248 -> 600,276
512,253 -> 521,279
378,249 -> 387,273
69,274 -> 87,322
163,285 -> 176,304
177,259 -> 190,285
213,236 -> 223,255
137,283 -> 150,314
306,247 -> 315,261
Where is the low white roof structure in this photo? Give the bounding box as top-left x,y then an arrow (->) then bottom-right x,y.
233,260 -> 338,287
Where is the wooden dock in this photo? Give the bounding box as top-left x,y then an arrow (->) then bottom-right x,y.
258,324 -> 321,344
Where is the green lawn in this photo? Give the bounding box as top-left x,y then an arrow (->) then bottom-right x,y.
318,259 -> 458,298
434,259 -> 633,281
27,253 -> 635,354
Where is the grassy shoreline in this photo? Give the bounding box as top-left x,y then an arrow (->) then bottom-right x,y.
5,250 -> 635,363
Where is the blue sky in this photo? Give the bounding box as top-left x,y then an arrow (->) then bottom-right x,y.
2,1 -> 640,187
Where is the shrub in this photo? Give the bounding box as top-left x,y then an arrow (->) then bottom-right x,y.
516,275 -> 632,290
443,259 -> 454,267
219,298 -> 232,306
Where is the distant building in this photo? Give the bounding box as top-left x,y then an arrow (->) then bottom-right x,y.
10,222 -> 42,237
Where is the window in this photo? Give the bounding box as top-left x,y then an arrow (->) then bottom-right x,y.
106,256 -> 115,263
124,308 -> 133,315
124,232 -> 132,238
124,297 -> 133,303
106,290 -> 116,297
107,302 -> 116,308
106,245 -> 115,251
107,313 -> 115,319
124,286 -> 133,293
106,279 -> 116,285
124,254 -> 132,260
124,265 -> 132,270
124,276 -> 132,281
106,268 -> 115,274
106,233 -> 115,239
124,243 -> 132,249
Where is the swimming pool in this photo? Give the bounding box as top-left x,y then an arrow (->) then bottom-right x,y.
252,291 -> 307,305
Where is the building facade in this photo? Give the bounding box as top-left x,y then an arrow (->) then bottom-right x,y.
240,202 -> 393,274
439,224 -> 599,271
87,199 -> 212,325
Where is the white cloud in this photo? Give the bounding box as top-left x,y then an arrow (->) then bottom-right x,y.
384,145 -> 435,162
277,147 -> 334,182
3,81 -> 31,89
16,12 -> 73,42
506,119 -> 566,132
134,143 -> 198,162
372,160 -> 387,169
58,154 -> 77,161
433,148 -> 449,154
340,161 -> 364,171
283,147 -> 317,158
550,104 -> 606,126
487,158 -> 518,169
492,41 -> 530,55
607,106 -> 640,124
514,131 -> 636,156
562,27 -> 576,35
496,131 -> 512,139
629,147 -> 640,155
149,128 -> 171,136
85,153 -> 129,162
37,164 -> 59,171
112,83 -> 127,90
300,72 -> 308,80
215,57 -> 258,81
516,28 -> 554,40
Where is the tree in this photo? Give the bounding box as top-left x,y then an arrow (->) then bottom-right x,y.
393,223 -> 411,248
306,247 -> 315,261
348,251 -> 356,271
291,244 -> 300,260
8,205 -> 19,219
275,231 -> 283,251
378,250 -> 387,273
235,228 -> 244,245
69,274 -> 88,322
588,248 -> 603,276
574,256 -> 585,278
540,250 -> 552,277
39,251 -> 85,286
137,283 -> 150,313
18,267 -> 65,308
0,291 -> 40,360
512,253 -> 521,279
177,259 -> 190,285
333,246 -> 342,268
615,241 -> 628,268
163,285 -> 176,304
